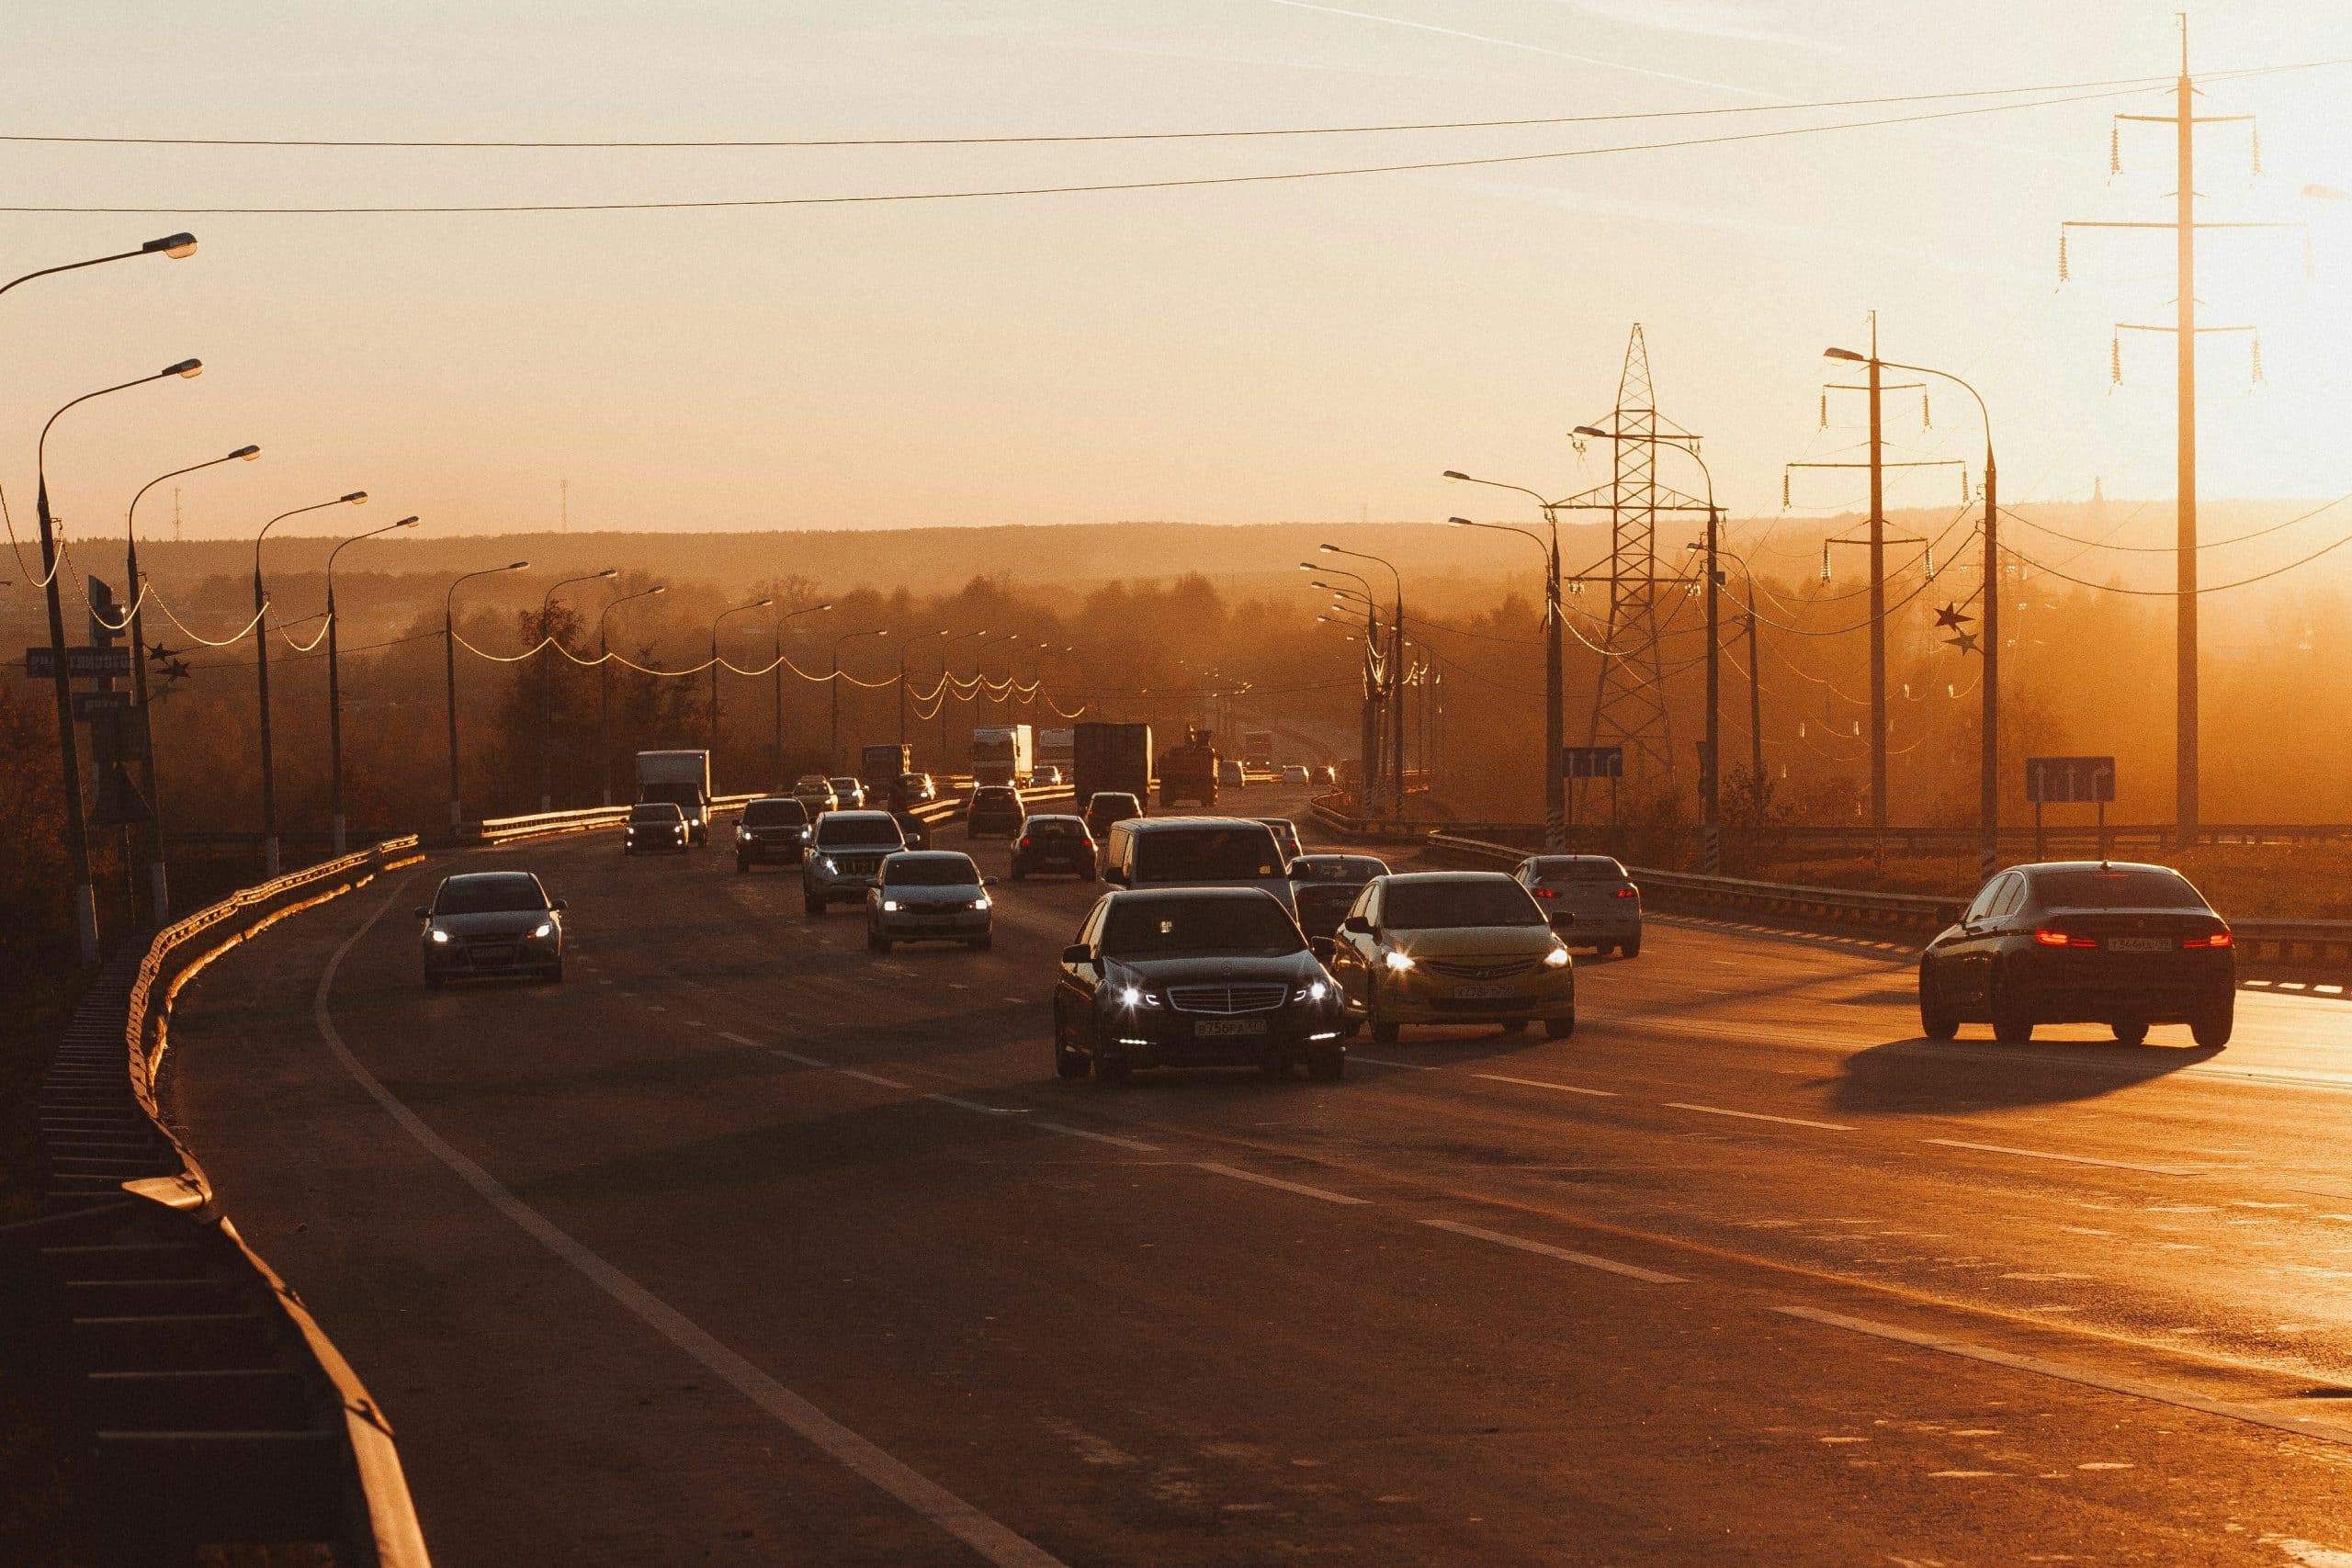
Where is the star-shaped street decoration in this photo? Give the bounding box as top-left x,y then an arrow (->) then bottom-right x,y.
147,640 -> 178,664
164,659 -> 192,682
1933,603 -> 1974,630
1944,630 -> 1981,655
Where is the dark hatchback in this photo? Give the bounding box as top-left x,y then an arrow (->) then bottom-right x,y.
967,784 -> 1024,838
1919,861 -> 2235,1046
1052,888 -> 1347,1081
1012,814 -> 1098,880
734,795 -> 812,871
1083,791 -> 1142,840
1287,852 -> 1392,941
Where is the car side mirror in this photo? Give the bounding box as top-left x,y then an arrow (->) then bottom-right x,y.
1550,912 -> 1575,930
1061,942 -> 1091,965
1340,914 -> 1372,935
413,907 -> 431,920
1308,936 -> 1335,962
551,898 -> 568,912
983,875 -> 1000,886
1935,903 -> 1962,929
1103,866 -> 1128,886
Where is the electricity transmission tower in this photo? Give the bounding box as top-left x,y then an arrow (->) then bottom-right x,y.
2061,21 -> 2301,846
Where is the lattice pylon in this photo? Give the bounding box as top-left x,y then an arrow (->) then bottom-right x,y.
1585,323 -> 1679,784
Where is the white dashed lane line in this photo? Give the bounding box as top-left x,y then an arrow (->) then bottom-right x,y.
1922,1139 -> 2198,1178
999,995 -> 1028,1005
837,1068 -> 912,1089
1476,1073 -> 1618,1099
1034,1121 -> 1160,1153
774,1048 -> 833,1068
1419,1218 -> 1684,1283
928,1094 -> 1028,1116
1350,1055 -> 1435,1071
1667,1102 -> 1858,1133
1195,1162 -> 1369,1206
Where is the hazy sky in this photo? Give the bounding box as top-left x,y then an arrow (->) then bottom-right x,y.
6,2 -> 2352,547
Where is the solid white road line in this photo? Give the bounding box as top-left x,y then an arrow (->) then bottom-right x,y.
1773,1304 -> 2352,1449
1476,1073 -> 1618,1098
1922,1139 -> 2197,1177
928,1094 -> 1028,1117
1033,1122 -> 1160,1153
1349,1055 -> 1436,1070
1419,1218 -> 1684,1283
837,1068 -> 911,1089
317,895 -> 1070,1568
1195,1161 -> 1369,1205
1666,1101 -> 1857,1132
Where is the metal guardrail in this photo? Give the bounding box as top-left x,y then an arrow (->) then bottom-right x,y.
1,834 -> 432,1565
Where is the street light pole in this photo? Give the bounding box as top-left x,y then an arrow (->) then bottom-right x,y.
1445,472 -> 1566,850
829,627 -> 888,771
123,443 -> 260,921
539,569 -> 616,810
597,583 -> 665,806
710,596 -> 775,770
764,601 -> 832,789
447,559 -> 528,831
1319,545 -> 1405,823
324,513 -> 419,853
937,629 -> 992,767
254,491 -> 367,876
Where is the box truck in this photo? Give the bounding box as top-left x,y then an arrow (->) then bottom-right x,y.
970,724 -> 1033,786
860,742 -> 913,793
1071,722 -> 1152,811
636,750 -> 712,845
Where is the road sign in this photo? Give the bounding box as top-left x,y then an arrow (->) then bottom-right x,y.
1561,745 -> 1625,779
2025,755 -> 2115,804
73,690 -> 131,720
23,645 -> 132,680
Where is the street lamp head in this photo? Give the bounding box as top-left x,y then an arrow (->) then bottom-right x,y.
393,514 -> 420,528
596,568 -> 618,579
341,491 -> 368,505
143,232 -> 198,258
1572,424 -> 1607,439
1441,470 -> 1470,481
229,444 -> 261,460
1317,544 -> 1338,554
755,597 -> 775,608
1447,516 -> 1474,526
506,559 -> 528,570
1296,562 -> 1316,571
164,358 -> 202,378
649,584 -> 668,596
1823,346 -> 1866,363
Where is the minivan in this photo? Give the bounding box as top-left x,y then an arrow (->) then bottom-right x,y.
1099,816 -> 1297,919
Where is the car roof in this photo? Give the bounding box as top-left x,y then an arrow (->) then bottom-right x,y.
1255,818 -> 1298,829
821,809 -> 899,823
883,850 -> 976,865
1023,812 -> 1084,822
441,870 -> 538,886
1295,852 -> 1382,866
1116,815 -> 1274,831
1107,886 -> 1283,905
1375,870 -> 1521,886
1088,791 -> 1138,802
2014,860 -> 2177,875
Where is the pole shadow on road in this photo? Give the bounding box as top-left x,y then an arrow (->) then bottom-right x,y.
1823,1033 -> 2222,1116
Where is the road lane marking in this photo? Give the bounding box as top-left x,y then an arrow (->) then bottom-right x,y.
1773,1304 -> 2352,1449
1195,1162 -> 1368,1205
927,1094 -> 1029,1116
315,895 -> 1070,1568
837,1068 -> 910,1089
1350,1055 -> 1435,1070
1418,1219 -> 1684,1283
1476,1073 -> 1618,1098
1666,1102 -> 1856,1132
770,1049 -> 832,1068
1034,1122 -> 1159,1153
1922,1139 -> 2197,1177
1000,995 -> 1028,1005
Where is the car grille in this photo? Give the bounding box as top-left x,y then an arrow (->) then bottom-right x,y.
830,853 -> 886,875
1166,983 -> 1288,1015
1421,958 -> 1539,981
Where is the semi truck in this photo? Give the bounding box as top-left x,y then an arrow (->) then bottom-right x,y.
859,742 -> 913,793
970,724 -> 1033,787
1158,728 -> 1219,810
1241,730 -> 1275,770
1070,721 -> 1151,810
636,750 -> 712,845
1035,726 -> 1077,781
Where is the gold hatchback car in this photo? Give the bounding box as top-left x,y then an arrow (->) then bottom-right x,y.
1328,871 -> 1576,1042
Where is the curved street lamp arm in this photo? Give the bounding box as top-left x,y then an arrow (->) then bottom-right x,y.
0,234 -> 194,301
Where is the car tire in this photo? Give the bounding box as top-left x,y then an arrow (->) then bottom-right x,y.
736,858 -> 751,874
2111,1018 -> 2150,1045
969,934 -> 993,953
1918,966 -> 1961,1041
1990,971 -> 2035,1044
1260,1060 -> 1292,1081
1094,1054 -> 1131,1084
2191,996 -> 2234,1049
1621,934 -> 1642,959
1369,995 -> 1400,1044
544,960 -> 565,984
805,895 -> 826,918
1306,1047 -> 1345,1082
1501,1018 -> 1531,1035
424,974 -> 445,989
1544,1013 -> 1575,1041
1054,1014 -> 1090,1080
1012,867 -> 1027,882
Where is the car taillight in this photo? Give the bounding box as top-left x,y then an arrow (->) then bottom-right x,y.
2184,931 -> 2233,949
1614,886 -> 1637,898
1020,837 -> 1031,848
2034,928 -> 2098,948
1532,886 -> 1555,898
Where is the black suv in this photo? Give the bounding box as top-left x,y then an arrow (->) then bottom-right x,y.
1083,791 -> 1142,841
966,784 -> 1023,839
1012,814 -> 1098,880
735,796 -> 812,872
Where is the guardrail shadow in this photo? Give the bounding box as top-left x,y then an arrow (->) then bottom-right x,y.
1824,1032 -> 2222,1116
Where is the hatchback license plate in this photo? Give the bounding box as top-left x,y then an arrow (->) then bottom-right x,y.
1195,1019 -> 1268,1038
2109,936 -> 2169,953
1453,983 -> 1507,999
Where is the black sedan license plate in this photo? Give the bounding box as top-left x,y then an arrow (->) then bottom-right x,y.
2109,936 -> 2169,953
1194,1019 -> 1268,1038
475,946 -> 517,966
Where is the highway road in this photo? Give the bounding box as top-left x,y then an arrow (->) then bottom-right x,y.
163,785 -> 2352,1565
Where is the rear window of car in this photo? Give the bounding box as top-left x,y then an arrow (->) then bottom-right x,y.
435,874 -> 548,914
1090,794 -> 1139,814
2031,868 -> 2209,911
1295,856 -> 1385,884
1384,878 -> 1546,930
815,815 -> 904,848
1026,817 -> 1086,836
1529,857 -> 1625,881
1132,825 -> 1283,881
977,787 -> 1018,802
1102,896 -> 1304,957
629,803 -> 683,822
884,856 -> 978,886
744,800 -> 807,826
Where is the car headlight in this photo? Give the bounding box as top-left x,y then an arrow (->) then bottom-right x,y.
737,827 -> 750,840
1293,979 -> 1330,1003
1383,949 -> 1415,973
429,928 -> 450,943
882,899 -> 902,912
532,922 -> 554,940
1544,944 -> 1570,968
818,856 -> 836,873
971,895 -> 991,910
1114,985 -> 1162,1010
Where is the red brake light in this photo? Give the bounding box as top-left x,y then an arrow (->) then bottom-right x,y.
1614,886 -> 1637,898
2034,928 -> 2098,949
2184,931 -> 2233,949
1020,837 -> 1032,848
1532,886 -> 1555,898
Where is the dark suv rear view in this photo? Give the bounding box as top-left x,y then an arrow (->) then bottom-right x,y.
1012,814 -> 1097,880
967,784 -> 1023,838
1084,791 -> 1141,840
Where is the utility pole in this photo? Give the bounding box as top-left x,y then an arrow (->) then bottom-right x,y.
2062,21 -> 2293,849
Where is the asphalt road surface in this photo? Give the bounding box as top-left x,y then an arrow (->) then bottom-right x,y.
164,786 -> 2352,1565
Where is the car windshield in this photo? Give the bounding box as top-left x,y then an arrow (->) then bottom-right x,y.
2032,868 -> 2209,911
818,816 -> 904,848
743,800 -> 806,826
1101,897 -> 1305,957
1530,857 -> 1624,881
831,778 -> 859,789
1385,879 -> 1546,930
884,856 -> 978,886
1133,826 -> 1283,880
628,804 -> 682,823
435,874 -> 548,914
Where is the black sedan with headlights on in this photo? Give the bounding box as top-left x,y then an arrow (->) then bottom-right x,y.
623,800 -> 691,854
734,795 -> 812,872
1918,861 -> 2235,1046
1052,887 -> 1348,1082
419,870 -> 566,986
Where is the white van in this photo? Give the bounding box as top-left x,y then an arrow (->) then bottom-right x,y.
1100,817 -> 1297,920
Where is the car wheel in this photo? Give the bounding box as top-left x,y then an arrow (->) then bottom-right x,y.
1990,970 -> 2035,1044
1544,1013 -> 1575,1041
805,895 -> 826,918
1369,994 -> 1400,1044
969,933 -> 993,952
2191,996 -> 2234,1049
1620,934 -> 1642,959
1054,1009 -> 1090,1080
2112,1018 -> 2150,1045
1080,866 -> 1097,882
1260,1060 -> 1292,1081
424,974 -> 445,989
1094,1054 -> 1131,1084
1500,1018 -> 1531,1035
544,960 -> 565,984
736,858 -> 751,874
1918,965 -> 1961,1041
1306,1047 -> 1345,1082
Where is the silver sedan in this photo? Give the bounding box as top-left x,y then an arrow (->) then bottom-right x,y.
866,851 -> 996,953
419,870 -> 566,986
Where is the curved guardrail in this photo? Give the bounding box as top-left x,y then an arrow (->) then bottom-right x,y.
1,834 -> 432,1565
